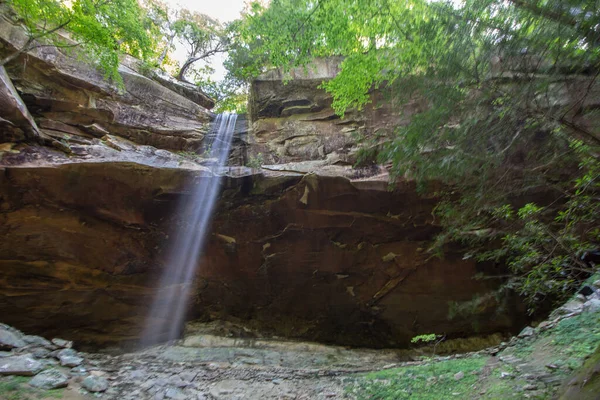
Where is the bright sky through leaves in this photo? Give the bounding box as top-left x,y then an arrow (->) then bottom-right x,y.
166,0 -> 246,81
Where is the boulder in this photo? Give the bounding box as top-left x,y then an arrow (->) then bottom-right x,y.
29,368 -> 69,389
22,335 -> 53,348
81,375 -> 108,392
0,354 -> 43,376
0,325 -> 25,350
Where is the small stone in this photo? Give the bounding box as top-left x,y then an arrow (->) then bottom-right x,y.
537,321 -> 552,330
59,354 -> 84,367
0,327 -> 26,350
178,371 -> 197,383
523,384 -> 538,391
22,335 -> 53,348
593,280 -> 600,289
453,371 -> 465,381
165,387 -> 186,399
51,338 -> 73,349
518,326 -> 535,338
140,379 -> 156,390
272,378 -> 282,385
129,370 -> 146,380
545,364 -> 559,370
70,366 -> 88,376
57,348 -> 77,358
29,368 -> 69,389
576,294 -> 587,302
0,354 -> 43,376
500,372 -> 514,379
31,347 -> 51,359
82,375 -> 109,392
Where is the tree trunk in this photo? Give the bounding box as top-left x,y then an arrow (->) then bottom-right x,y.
156,33 -> 176,66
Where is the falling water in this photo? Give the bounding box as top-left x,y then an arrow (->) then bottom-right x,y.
141,113 -> 238,346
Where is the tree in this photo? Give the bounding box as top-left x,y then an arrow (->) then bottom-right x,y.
142,0 -> 178,67
4,0 -> 158,83
229,0 -> 600,309
172,9 -> 226,81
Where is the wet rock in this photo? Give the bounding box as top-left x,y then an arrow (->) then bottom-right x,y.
0,354 -> 43,375
0,326 -> 26,350
51,338 -> 73,349
453,371 -> 465,381
82,375 -> 109,392
29,368 -> 69,389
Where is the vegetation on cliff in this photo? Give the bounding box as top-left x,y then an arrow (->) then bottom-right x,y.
228,0 -> 600,309
4,0 -> 157,83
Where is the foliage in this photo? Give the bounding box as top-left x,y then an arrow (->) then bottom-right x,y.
228,0 -> 600,308
7,0 -> 158,84
410,333 -> 437,344
348,356 -> 486,399
247,153 -> 264,169
196,76 -> 248,113
170,9 -> 226,81
0,376 -> 63,400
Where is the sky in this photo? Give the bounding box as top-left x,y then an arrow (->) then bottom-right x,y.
166,0 -> 247,81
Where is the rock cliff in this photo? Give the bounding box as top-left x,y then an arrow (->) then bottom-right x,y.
0,16 -> 528,349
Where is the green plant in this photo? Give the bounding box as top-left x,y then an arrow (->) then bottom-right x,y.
410,333 -> 437,344
348,356 -> 486,400
247,153 -> 264,169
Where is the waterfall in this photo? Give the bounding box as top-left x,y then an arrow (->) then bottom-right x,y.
141,113 -> 237,346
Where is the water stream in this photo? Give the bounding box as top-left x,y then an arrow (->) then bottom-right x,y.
141,113 -> 237,346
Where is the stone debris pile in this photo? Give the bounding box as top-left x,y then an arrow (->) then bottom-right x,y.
0,323 -> 108,393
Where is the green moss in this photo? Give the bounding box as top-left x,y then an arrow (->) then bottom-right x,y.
348,356 -> 487,399
0,376 -> 64,400
556,345 -> 600,400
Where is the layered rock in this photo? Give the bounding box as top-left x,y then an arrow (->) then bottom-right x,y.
248,57 -> 427,165
0,140 -> 525,348
0,10 -> 214,151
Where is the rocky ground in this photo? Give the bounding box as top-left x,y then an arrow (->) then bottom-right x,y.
1,278 -> 599,400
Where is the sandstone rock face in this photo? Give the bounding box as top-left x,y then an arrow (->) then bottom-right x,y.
0,12 -> 213,151
0,141 -> 526,348
248,58 -> 426,165
0,17 -> 528,350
